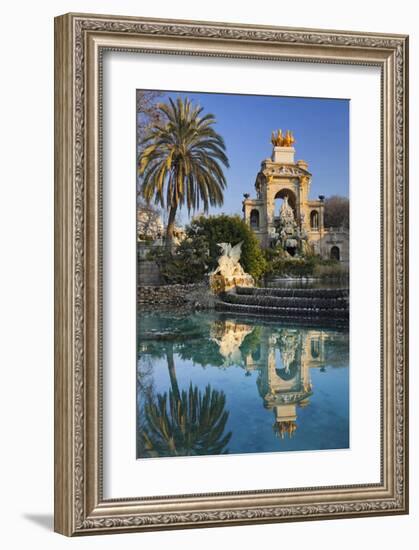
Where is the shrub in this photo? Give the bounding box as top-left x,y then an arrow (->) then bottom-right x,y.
264,250 -> 346,279
312,260 -> 346,279
186,215 -> 267,281
145,214 -> 268,284
146,236 -> 210,284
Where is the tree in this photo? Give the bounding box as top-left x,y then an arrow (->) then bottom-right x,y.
150,214 -> 268,284
137,200 -> 163,241
323,195 -> 350,229
155,233 -> 211,284
138,97 -> 229,250
136,90 -> 164,144
136,91 -> 164,198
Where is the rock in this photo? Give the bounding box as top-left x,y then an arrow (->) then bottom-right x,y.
137,283 -> 217,310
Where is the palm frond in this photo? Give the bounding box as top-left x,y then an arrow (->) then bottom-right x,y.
137,96 -> 228,217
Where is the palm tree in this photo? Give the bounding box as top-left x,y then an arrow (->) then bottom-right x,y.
138,97 -> 229,250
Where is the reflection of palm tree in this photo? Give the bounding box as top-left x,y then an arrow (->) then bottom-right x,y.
166,344 -> 180,401
140,382 -> 232,457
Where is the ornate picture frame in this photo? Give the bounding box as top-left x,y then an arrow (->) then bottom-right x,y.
54,12 -> 408,536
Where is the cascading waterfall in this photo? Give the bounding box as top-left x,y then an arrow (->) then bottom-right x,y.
216,286 -> 349,325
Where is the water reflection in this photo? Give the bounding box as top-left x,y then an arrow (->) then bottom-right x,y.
137,312 -> 349,458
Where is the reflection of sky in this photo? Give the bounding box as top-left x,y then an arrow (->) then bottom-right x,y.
138,90 -> 349,225
139,347 -> 349,456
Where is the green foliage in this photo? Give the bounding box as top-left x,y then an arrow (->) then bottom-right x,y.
137,97 -> 229,248
147,235 -> 210,284
312,260 -> 346,278
186,214 -> 268,281
147,214 -> 267,283
176,338 -> 225,368
138,97 -> 229,212
239,327 -> 262,357
264,250 -> 346,279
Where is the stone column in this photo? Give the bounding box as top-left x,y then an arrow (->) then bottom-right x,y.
265,184 -> 275,245
319,203 -> 325,230
299,177 -> 310,233
318,200 -> 325,256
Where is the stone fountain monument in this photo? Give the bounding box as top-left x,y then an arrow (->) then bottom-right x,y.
275,195 -> 312,257
209,241 -> 255,294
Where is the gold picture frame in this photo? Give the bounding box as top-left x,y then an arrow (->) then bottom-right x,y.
54,12 -> 409,536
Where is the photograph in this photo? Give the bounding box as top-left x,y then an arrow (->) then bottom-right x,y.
136,90 -> 350,459
51,9 -> 408,537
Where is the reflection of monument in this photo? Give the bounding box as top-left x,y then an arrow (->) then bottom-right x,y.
243,130 -> 349,265
237,323 -> 331,438
210,320 -> 253,365
255,329 -> 312,438
209,241 -> 254,294
140,312 -> 347,444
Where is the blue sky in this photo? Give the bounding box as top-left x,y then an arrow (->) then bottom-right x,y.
139,90 -> 349,225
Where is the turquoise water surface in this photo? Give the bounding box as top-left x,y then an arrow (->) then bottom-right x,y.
136,311 -> 349,459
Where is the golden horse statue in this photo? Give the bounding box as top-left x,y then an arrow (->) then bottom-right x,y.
271,129 -> 295,147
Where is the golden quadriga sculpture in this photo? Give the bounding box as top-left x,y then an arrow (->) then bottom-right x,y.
271,128 -> 295,147
209,242 -> 255,294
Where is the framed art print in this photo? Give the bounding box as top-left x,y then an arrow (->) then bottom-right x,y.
54,13 -> 408,535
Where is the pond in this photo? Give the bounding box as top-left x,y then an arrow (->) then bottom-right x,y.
137,311 -> 349,459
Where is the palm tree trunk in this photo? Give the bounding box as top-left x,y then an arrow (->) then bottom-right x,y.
165,205 -> 177,252
166,344 -> 180,402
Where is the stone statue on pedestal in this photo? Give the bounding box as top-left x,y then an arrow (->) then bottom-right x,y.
209,241 -> 255,294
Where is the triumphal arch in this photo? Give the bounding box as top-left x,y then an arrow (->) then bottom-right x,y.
243,130 -> 348,263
